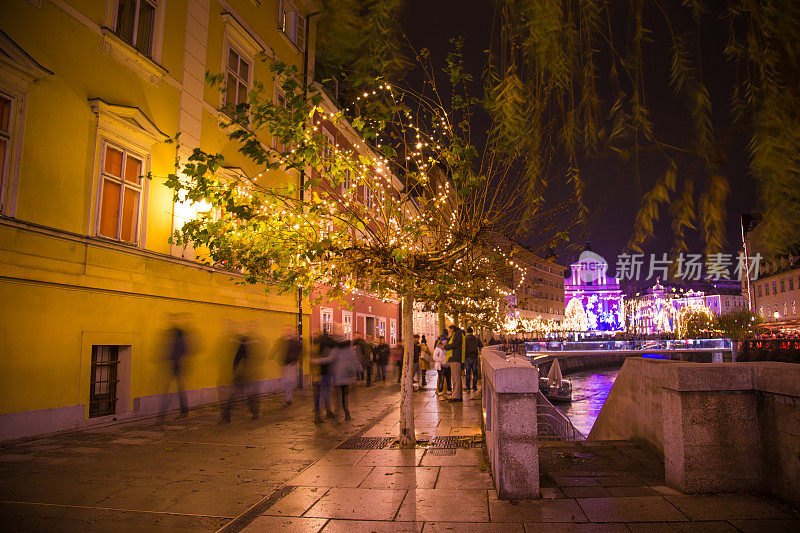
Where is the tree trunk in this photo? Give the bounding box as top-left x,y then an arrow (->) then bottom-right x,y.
399,290 -> 415,447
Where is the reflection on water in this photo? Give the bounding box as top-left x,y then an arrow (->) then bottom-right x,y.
555,367 -> 620,437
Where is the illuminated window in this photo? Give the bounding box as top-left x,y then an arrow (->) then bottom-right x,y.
321,308 -> 333,334
97,142 -> 144,244
793,300 -> 796,315
225,46 -> 250,109
783,302 -> 788,316
342,311 -> 353,339
277,0 -> 305,51
390,318 -> 397,345
114,0 -> 157,57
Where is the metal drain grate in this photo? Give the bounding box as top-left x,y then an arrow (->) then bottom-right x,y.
336,436 -> 395,450
428,435 -> 484,449
426,448 -> 456,456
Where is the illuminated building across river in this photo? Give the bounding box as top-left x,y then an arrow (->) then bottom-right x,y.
563,252 -> 624,332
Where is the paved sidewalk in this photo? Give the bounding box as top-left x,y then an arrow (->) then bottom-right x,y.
2,372 -> 799,532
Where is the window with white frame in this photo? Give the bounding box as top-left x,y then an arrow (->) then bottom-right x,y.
225,45 -> 250,110
342,311 -> 353,339
389,319 -> 397,345
272,88 -> 291,151
277,0 -> 305,51
97,142 -> 145,243
378,318 -> 386,341
321,308 -> 333,334
322,129 -> 334,167
114,0 -> 157,57
341,169 -> 353,195
363,184 -> 374,210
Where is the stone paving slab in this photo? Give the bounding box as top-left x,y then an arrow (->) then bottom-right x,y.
395,488 -> 489,522
320,519 -> 423,532
664,494 -> 792,521
488,491 -> 588,522
576,496 -> 690,523
304,487 -> 407,520
359,466 -> 440,489
240,515 -> 327,532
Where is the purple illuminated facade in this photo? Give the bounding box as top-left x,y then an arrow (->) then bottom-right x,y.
564,255 -> 625,332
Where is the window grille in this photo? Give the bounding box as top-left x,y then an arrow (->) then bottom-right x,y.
89,345 -> 120,418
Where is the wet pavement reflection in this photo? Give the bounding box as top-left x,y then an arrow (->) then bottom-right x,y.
554,367 -> 620,437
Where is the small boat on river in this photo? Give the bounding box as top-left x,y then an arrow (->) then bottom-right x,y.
539,358 -> 572,403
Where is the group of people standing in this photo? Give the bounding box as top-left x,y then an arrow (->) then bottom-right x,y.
301,322 -> 486,424
424,325 -> 484,402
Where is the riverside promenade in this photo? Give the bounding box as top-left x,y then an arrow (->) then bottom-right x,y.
1,379 -> 798,532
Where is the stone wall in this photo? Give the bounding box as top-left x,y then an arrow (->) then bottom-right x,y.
588,357 -> 673,454
481,346 -> 540,499
589,358 -> 800,507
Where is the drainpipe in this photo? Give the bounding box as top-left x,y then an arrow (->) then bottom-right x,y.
297,7 -> 325,389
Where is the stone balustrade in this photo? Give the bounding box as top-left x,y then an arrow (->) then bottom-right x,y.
590,357 -> 800,507
480,346 -> 540,498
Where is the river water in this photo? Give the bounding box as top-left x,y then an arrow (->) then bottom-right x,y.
554,367 -> 621,437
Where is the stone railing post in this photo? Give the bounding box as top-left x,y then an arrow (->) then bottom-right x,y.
481,346 -> 540,499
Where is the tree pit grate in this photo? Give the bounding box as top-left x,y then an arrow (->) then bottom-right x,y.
428,435 -> 484,449
336,436 -> 396,450
425,448 -> 456,456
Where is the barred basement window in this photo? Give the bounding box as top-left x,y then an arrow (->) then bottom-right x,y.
89,345 -> 120,418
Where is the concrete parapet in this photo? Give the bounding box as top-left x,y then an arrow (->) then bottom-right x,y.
589,357 -> 800,507
481,346 -> 540,499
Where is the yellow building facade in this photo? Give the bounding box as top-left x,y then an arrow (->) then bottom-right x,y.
0,0 -> 320,440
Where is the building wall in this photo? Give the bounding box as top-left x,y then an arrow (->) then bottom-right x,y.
309,287 -> 400,345
0,0 -> 319,439
752,269 -> 800,320
514,256 -> 565,322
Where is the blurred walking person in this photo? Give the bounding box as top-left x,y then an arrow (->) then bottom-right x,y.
354,334 -> 373,386
313,326 -> 356,421
221,331 -> 259,422
282,325 -> 301,406
159,313 -> 191,420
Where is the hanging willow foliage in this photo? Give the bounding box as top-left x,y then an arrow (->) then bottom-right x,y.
488,0 -> 800,257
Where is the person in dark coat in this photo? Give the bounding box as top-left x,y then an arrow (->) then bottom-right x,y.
444,325 -> 464,402
463,327 -> 483,391
374,336 -> 390,381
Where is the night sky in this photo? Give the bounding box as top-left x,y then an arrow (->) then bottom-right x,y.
402,1 -> 758,277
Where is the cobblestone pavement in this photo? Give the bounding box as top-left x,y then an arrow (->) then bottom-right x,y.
2,371 -> 799,532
